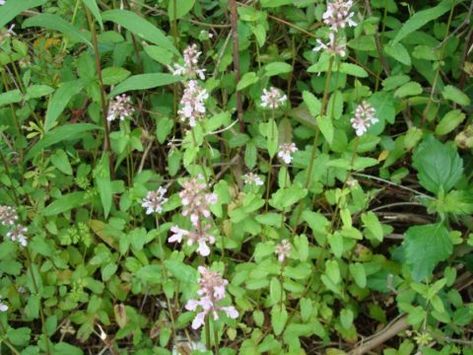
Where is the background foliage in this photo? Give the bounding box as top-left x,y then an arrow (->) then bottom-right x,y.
0,0 -> 472,354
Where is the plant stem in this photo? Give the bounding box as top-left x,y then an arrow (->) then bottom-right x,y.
230,0 -> 244,132
205,316 -> 211,351
84,7 -> 112,156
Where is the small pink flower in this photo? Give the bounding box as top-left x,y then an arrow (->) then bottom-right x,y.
323,0 -> 357,32
350,101 -> 378,136
313,31 -> 347,57
107,94 -> 135,122
178,80 -> 209,127
261,87 -> 287,109
141,187 -> 168,214
278,143 -> 298,164
0,205 -> 18,226
275,240 -> 291,263
169,44 -> 206,80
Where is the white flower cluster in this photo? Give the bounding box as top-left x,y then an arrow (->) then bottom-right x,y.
168,176 -> 218,256
275,240 -> 292,263
0,296 -> 7,312
0,205 -> 27,247
261,87 -> 287,110
141,187 -> 168,215
243,172 -> 264,186
185,266 -> 239,329
277,143 -> 298,164
313,0 -> 357,57
350,101 -> 378,136
107,94 -> 135,122
178,80 -> 209,127
169,44 -> 206,80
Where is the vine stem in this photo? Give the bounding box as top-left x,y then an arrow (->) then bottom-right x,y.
84,7 -> 112,157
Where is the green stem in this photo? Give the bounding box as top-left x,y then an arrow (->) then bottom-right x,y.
205,316 -> 211,351
84,6 -> 112,156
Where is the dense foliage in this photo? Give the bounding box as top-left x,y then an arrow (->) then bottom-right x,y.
0,0 -> 472,354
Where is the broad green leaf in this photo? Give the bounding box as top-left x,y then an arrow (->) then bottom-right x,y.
327,90 -> 343,120
95,153 -> 113,218
0,0 -> 47,29
339,63 -> 368,78
435,110 -> 465,136
325,260 -> 341,284
26,124 -> 101,161
394,81 -> 423,98
403,224 -> 453,281
261,0 -> 292,7
264,62 -> 292,77
43,192 -> 88,216
82,0 -> 104,30
412,135 -> 463,194
23,14 -> 92,47
384,42 -> 411,66
168,0 -> 195,20
50,149 -> 73,175
340,309 -> 354,329
316,116 -> 334,145
110,73 -> 181,96
45,80 -> 84,132
392,0 -> 452,44
136,265 -> 162,285
265,119 -> 278,158
302,91 -> 321,116
102,67 -> 131,86
349,263 -> 367,288
361,211 -> 383,241
442,85 -> 471,106
270,277 -> 282,304
0,89 -> 22,107
144,45 -> 174,66
368,91 -> 396,124
271,304 -> 288,336
269,184 -> 307,210
237,72 -> 259,91
164,260 -> 198,284
25,85 -> 54,99
102,10 -> 178,54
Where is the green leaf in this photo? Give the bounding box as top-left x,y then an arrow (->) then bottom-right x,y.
0,89 -> 22,107
340,309 -> 354,329
50,149 -> 73,175
144,45 -> 174,66
266,119 -> 278,158
26,124 -> 101,161
384,42 -> 411,66
325,260 -> 341,284
45,80 -> 84,132
361,211 -> 383,241
349,263 -> 367,288
271,304 -> 288,336
102,10 -> 178,54
339,63 -> 368,78
403,224 -> 453,281
302,91 -> 321,116
435,110 -> 465,136
270,277 -> 282,304
23,14 -> 92,47
43,192 -> 88,216
164,259 -> 198,284
0,0 -> 47,29
25,85 -> 54,99
392,0 -> 452,45
237,72 -> 259,91
136,265 -> 162,285
316,116 -> 334,144
327,90 -> 343,120
264,62 -> 293,77
82,0 -> 104,30
168,0 -> 195,20
412,135 -> 463,194
269,184 -> 307,210
95,153 -> 113,218
442,85 -> 471,106
110,73 -> 181,96
394,81 -> 423,98
102,67 -> 131,86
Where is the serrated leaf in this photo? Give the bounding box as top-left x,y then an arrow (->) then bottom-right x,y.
394,81 -> 423,98
384,42 -> 411,66
43,192 -> 88,216
237,72 -> 259,91
316,116 -> 334,144
442,85 -> 471,106
102,67 -> 131,86
264,62 -> 292,77
403,224 -> 453,281
435,110 -> 465,136
50,149 -> 73,175
412,135 -> 463,194
95,153 -> 113,218
302,91 -> 321,116
271,304 -> 288,336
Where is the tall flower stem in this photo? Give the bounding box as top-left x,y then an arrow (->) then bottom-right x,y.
205,316 -> 211,351
84,7 -> 112,156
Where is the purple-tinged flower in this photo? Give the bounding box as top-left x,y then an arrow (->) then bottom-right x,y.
313,31 -> 347,57
169,44 -> 206,80
0,205 -> 18,226
6,224 -> 27,247
168,225 -> 216,256
323,0 -> 357,32
179,176 -> 217,226
107,94 -> 135,122
141,187 -> 168,214
261,87 -> 287,110
278,143 -> 298,164
243,173 -> 264,186
350,101 -> 378,136
0,1 -> 6,6
185,267 -> 238,329
275,240 -> 291,263
178,80 -> 209,127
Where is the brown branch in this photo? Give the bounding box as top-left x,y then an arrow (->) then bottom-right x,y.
230,0 -> 244,132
